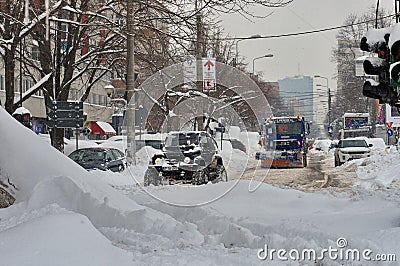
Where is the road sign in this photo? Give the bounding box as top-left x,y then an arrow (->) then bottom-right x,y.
183,56 -> 197,84
48,109 -> 84,120
50,101 -> 83,110
46,101 -> 84,128
46,118 -> 84,128
386,121 -> 393,128
327,125 -> 333,133
202,58 -> 216,91
388,128 -> 394,136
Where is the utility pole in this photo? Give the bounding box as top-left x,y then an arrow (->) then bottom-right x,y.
195,0 -> 204,130
126,0 -> 136,165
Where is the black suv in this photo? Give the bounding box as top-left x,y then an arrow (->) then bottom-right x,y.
144,131 -> 227,186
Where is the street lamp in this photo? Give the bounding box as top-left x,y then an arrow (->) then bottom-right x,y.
235,34 -> 261,67
104,84 -> 115,98
314,75 -> 331,125
252,54 -> 273,75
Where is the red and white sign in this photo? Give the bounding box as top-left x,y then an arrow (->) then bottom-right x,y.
202,58 -> 216,91
385,104 -> 400,127
386,121 -> 393,128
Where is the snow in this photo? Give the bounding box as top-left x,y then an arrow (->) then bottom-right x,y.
356,152 -> 400,189
96,121 -> 116,134
12,106 -> 31,116
1,106 -> 400,265
0,207 -> 133,266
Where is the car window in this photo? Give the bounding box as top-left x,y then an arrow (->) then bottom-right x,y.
111,149 -> 123,159
201,136 -> 217,150
77,150 -> 105,162
145,140 -> 163,149
341,140 -> 368,148
69,150 -> 83,161
165,133 -> 199,147
106,150 -> 116,161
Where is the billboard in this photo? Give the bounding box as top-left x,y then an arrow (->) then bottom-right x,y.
342,113 -> 369,129
385,104 -> 400,127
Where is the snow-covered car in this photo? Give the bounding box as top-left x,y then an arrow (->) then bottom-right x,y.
99,133 -> 165,154
334,138 -> 372,166
144,131 -> 227,186
309,139 -> 332,153
68,147 -> 127,172
355,137 -> 388,154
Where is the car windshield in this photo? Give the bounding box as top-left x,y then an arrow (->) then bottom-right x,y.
340,140 -> 368,148
69,149 -> 105,162
267,122 -> 303,136
165,133 -> 199,147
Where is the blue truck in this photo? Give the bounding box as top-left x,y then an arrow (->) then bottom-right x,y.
256,116 -> 310,168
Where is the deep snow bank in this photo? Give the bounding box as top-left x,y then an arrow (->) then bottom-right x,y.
0,205 -> 133,266
0,107 -> 203,247
356,152 -> 400,189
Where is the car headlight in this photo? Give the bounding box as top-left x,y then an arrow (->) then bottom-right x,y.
183,157 -> 191,163
155,157 -> 163,165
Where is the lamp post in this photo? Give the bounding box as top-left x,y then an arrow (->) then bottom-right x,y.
252,54 -> 273,75
235,34 -> 261,67
314,75 -> 331,125
104,84 -> 114,107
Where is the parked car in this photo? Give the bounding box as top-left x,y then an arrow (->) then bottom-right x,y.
68,147 -> 127,172
144,131 -> 227,186
309,139 -> 332,153
355,137 -> 388,154
99,134 -> 165,154
334,138 -> 372,167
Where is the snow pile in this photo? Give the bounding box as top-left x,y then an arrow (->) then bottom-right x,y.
0,205 -> 133,266
356,152 -> 400,189
0,107 -> 204,264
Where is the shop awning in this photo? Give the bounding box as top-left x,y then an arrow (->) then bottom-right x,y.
89,121 -> 116,135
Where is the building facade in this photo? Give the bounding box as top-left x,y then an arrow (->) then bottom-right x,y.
278,76 -> 314,123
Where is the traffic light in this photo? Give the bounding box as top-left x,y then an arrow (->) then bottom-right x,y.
22,113 -> 31,127
12,108 -> 32,128
360,30 -> 398,104
390,37 -> 400,86
362,80 -> 397,104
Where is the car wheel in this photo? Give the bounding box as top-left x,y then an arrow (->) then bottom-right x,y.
144,168 -> 160,186
213,165 -> 227,183
193,168 -> 208,185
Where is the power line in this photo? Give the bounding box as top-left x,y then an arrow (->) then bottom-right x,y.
225,13 -> 396,41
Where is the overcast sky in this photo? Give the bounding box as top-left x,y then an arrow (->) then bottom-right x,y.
220,0 -> 394,90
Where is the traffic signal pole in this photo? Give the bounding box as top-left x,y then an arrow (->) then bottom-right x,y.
126,0 -> 136,165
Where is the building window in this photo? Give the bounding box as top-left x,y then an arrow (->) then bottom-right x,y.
99,95 -> 106,106
31,45 -> 40,61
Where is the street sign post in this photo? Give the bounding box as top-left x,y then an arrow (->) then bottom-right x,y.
46,101 -> 84,150
202,58 -> 216,91
46,101 -> 84,128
